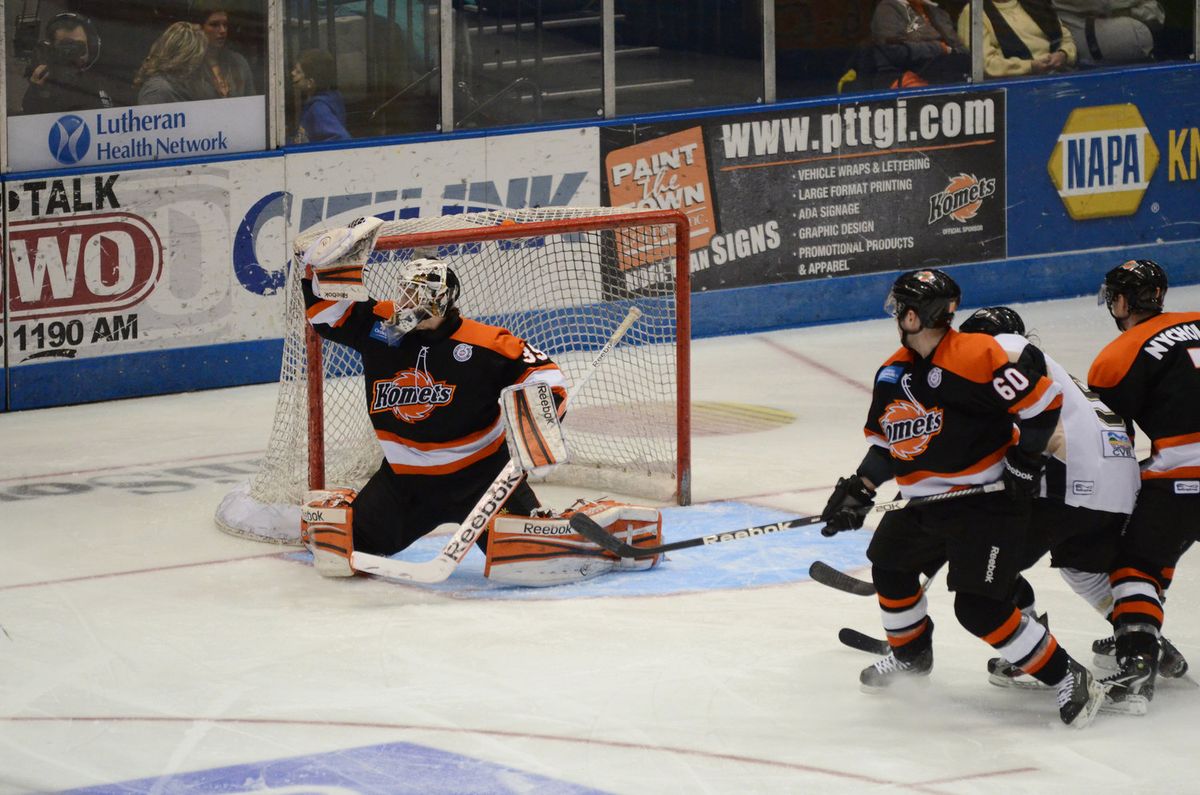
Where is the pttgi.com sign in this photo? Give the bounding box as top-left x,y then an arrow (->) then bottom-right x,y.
8,95 -> 266,172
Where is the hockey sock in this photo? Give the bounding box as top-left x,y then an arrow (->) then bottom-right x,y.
956,592 -> 1069,685
872,567 -> 932,656
1110,561 -> 1164,635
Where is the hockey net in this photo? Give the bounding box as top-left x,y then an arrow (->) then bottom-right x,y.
216,207 -> 691,544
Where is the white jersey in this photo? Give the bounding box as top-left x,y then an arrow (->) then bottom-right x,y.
994,333 -> 1139,515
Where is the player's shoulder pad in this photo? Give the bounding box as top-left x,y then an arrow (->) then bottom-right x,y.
934,329 -> 1008,383
451,318 -> 527,360
876,347 -> 911,383
1088,312 -> 1200,388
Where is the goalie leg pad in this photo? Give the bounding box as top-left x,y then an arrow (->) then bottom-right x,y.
301,489 -> 358,578
484,500 -> 662,586
499,381 -> 570,478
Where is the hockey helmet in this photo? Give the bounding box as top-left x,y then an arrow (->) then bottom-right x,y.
959,306 -> 1025,336
884,269 -> 961,329
1098,259 -> 1167,315
387,257 -> 461,334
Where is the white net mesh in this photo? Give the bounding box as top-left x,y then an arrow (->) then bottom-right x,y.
215,207 -> 689,544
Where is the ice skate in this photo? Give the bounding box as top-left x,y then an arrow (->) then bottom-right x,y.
860,647 -> 933,693
1100,653 -> 1157,716
1057,658 -> 1103,728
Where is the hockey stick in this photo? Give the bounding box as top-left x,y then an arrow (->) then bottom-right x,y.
351,307 -> 644,585
567,481 -> 1006,559
839,628 -> 890,655
809,561 -> 875,596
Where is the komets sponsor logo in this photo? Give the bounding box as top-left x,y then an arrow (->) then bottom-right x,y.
927,173 -> 996,224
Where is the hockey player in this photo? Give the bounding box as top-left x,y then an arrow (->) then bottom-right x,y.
820,270 -> 1103,728
957,307 -> 1145,689
1088,259 -> 1200,714
300,226 -> 564,563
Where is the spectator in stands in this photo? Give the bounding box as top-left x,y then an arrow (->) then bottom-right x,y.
21,13 -> 113,114
135,22 -> 220,104
1051,0 -> 1163,65
958,0 -> 1078,76
194,1 -> 256,97
291,49 -> 352,142
870,0 -> 972,86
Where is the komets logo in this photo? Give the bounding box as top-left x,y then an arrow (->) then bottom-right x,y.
927,173 -> 996,224
879,373 -> 944,460
369,347 -> 456,423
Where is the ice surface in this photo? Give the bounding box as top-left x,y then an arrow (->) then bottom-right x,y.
2,287 -> 1198,793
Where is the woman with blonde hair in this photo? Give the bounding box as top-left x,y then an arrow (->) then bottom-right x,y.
134,22 -> 219,104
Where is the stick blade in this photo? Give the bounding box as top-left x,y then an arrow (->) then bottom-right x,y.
838,627 -> 891,655
808,560 -> 876,596
567,512 -> 628,554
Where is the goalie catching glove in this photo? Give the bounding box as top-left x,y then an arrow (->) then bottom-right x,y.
301,216 -> 386,301
484,499 -> 662,586
300,488 -> 358,577
820,474 -> 875,536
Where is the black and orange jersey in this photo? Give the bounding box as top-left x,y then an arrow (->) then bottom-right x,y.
303,275 -> 567,476
1088,311 -> 1200,481
864,330 -> 1063,497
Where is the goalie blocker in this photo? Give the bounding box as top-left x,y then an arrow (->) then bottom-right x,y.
485,500 -> 663,587
500,381 -> 570,477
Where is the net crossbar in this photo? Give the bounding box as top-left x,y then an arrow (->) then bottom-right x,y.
216,207 -> 690,544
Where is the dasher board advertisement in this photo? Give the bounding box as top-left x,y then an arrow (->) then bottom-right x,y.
7,95 -> 267,171
603,90 -> 1007,291
4,157 -> 286,407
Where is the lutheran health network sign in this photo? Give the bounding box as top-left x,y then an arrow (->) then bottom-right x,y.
7,95 -> 266,172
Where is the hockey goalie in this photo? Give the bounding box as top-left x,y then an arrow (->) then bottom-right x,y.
295,225 -> 663,586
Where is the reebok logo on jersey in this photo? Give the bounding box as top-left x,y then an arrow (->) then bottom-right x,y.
879,374 -> 944,460
1142,322 -> 1200,361
1175,481 -> 1200,495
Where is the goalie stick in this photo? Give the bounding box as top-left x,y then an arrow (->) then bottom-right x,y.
349,307 -> 644,585
567,481 -> 1006,559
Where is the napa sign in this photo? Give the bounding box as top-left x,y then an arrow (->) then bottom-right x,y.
1047,104 -> 1160,220
7,95 -> 266,172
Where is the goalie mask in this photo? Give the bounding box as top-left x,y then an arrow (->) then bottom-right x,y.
387,258 -> 461,335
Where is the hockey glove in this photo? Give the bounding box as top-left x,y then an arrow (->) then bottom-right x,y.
1002,447 -> 1044,501
820,474 -> 875,536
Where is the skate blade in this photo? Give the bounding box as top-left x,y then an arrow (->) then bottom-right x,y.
859,673 -> 932,696
988,672 -> 1051,690
1099,693 -> 1149,716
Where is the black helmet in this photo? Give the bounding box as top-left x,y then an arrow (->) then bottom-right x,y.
960,306 -> 1025,336
885,269 -> 962,329
1099,259 -> 1167,314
